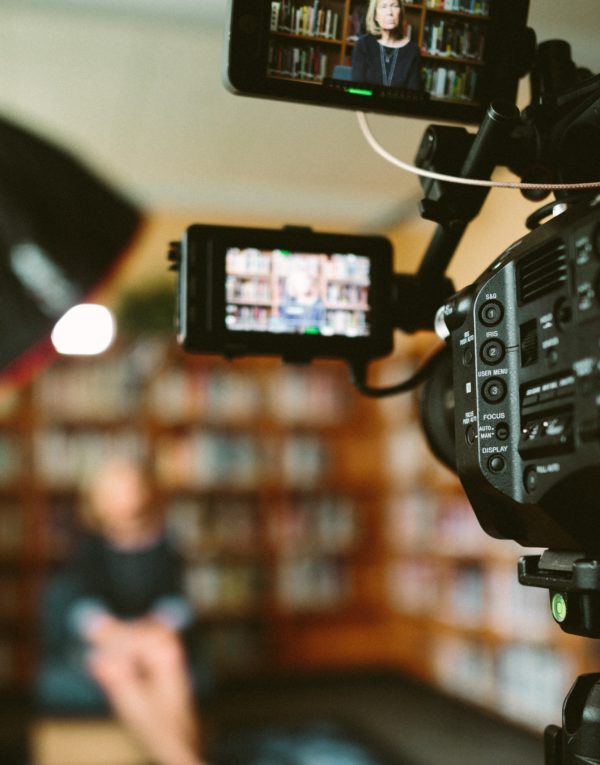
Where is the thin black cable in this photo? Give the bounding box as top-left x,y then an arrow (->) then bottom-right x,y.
349,343 -> 447,399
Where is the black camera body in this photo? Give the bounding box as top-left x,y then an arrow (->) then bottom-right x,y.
439,196 -> 600,553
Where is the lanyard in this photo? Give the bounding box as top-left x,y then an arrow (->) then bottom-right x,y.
379,45 -> 400,87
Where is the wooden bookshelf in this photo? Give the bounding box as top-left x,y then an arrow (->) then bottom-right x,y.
0,330 -> 594,732
268,0 -> 490,101
1,337 -> 385,684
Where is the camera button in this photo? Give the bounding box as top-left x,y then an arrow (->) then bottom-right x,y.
524,467 -> 538,493
479,301 -> 504,327
465,424 -> 477,445
554,298 -> 572,330
482,378 -> 507,404
488,455 -> 506,474
481,339 -> 505,366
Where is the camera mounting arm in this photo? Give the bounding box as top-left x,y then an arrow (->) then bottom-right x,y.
391,100 -> 521,335
352,103 -> 521,396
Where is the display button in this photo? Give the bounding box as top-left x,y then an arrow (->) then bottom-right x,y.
481,339 -> 505,366
482,378 -> 507,404
488,455 -> 506,473
479,300 -> 504,327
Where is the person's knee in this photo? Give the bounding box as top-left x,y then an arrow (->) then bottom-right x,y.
87,652 -> 135,691
145,630 -> 187,673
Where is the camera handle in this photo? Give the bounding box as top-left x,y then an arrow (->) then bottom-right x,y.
392,100 -> 520,334
395,38 -> 599,335
349,102 -> 519,395
520,551 -> 600,764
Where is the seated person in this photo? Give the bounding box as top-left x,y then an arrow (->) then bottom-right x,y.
278,269 -> 325,334
351,0 -> 422,90
36,457 -> 209,765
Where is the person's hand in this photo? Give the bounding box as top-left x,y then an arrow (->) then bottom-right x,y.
87,613 -> 131,648
126,616 -> 179,652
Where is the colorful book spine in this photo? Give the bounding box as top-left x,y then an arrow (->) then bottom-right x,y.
423,18 -> 486,61
272,2 -> 340,39
268,42 -> 329,81
425,0 -> 489,14
422,63 -> 478,100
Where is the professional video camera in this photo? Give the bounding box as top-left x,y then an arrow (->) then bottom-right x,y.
168,1 -> 600,761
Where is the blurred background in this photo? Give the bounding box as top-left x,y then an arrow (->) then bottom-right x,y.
0,1 -> 598,764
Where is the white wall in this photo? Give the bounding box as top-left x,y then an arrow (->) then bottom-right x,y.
0,0 -> 597,286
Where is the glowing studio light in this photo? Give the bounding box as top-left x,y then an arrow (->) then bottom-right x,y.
51,304 -> 116,355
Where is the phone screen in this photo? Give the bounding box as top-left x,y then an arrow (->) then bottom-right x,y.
227,0 -> 529,123
270,0 -> 490,103
225,247 -> 372,337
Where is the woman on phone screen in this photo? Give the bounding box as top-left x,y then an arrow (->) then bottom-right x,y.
351,0 -> 422,90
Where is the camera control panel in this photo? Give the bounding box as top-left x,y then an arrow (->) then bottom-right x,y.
441,196 -> 600,552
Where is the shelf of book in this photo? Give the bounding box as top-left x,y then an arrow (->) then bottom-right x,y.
0,329 -> 594,730
0,337 -> 385,685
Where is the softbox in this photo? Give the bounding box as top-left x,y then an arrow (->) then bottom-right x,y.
0,115 -> 143,380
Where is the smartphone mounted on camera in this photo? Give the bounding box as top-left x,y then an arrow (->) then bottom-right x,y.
225,0 -> 530,124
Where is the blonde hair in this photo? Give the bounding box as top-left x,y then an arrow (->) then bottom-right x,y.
365,0 -> 406,38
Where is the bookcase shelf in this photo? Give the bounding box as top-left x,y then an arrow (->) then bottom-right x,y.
0,330 -> 593,731
424,8 -> 489,21
0,337 -> 384,687
271,31 -> 344,45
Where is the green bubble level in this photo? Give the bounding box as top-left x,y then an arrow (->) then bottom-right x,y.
551,593 -> 567,623
348,87 -> 373,96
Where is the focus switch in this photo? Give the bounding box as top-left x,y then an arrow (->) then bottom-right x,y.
496,423 -> 510,441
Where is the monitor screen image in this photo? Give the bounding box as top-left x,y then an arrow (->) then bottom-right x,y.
225,247 -> 373,337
